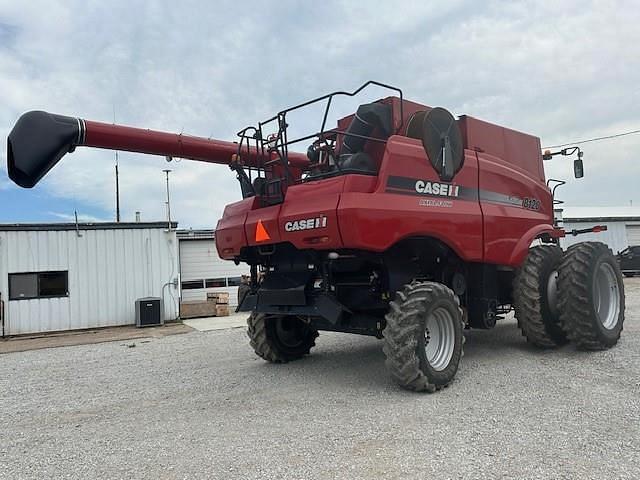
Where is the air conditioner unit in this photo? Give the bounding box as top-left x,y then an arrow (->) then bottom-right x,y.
135,297 -> 163,327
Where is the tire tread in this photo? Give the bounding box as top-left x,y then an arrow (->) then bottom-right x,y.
513,245 -> 567,348
382,281 -> 464,392
247,313 -> 318,363
558,242 -> 625,350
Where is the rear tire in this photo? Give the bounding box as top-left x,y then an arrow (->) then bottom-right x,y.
513,245 -> 568,348
558,242 -> 625,350
247,313 -> 318,363
383,281 -> 464,392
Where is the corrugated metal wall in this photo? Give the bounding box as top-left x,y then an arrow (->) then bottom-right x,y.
179,239 -> 249,306
626,223 -> 640,246
0,227 -> 179,335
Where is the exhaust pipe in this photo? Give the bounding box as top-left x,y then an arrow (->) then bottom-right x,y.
7,110 -> 310,188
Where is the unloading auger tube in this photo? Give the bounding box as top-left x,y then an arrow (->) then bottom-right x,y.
7,110 -> 311,188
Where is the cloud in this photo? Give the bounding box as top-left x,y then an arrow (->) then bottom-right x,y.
1,0 -> 639,225
47,211 -> 109,223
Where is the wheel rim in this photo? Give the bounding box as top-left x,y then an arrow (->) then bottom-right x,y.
275,317 -> 307,348
424,306 -> 456,371
593,262 -> 621,330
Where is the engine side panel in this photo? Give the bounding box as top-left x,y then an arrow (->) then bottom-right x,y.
477,152 -> 554,265
338,136 -> 484,261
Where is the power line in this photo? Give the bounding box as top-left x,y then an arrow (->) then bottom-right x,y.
544,128 -> 640,149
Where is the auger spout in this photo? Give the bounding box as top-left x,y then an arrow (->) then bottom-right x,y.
7,110 -> 310,188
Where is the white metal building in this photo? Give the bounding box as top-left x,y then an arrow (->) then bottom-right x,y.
558,206 -> 640,254
177,229 -> 249,307
0,222 -> 179,336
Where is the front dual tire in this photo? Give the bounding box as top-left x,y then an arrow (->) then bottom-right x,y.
558,242 -> 625,349
513,245 -> 567,348
514,242 -> 625,351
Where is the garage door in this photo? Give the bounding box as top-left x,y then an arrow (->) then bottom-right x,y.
179,239 -> 249,307
626,225 -> 640,247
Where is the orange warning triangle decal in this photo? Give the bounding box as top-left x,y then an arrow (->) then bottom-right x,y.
255,220 -> 271,242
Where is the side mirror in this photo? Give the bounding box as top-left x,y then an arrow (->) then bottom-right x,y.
574,152 -> 584,178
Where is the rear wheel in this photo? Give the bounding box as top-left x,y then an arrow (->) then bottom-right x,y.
558,242 -> 625,350
247,313 -> 318,363
383,281 -> 464,392
513,245 -> 568,348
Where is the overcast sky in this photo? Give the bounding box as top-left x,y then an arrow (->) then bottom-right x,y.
1,1 -> 639,227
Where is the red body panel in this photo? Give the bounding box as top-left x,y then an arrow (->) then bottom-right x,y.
244,204 -> 283,247
338,137 -> 483,260
278,177 -> 345,249
463,116 -> 553,265
215,100 -> 556,269
459,116 -> 545,182
215,197 -> 255,257
478,151 -> 554,264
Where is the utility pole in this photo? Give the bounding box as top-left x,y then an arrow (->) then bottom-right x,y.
113,106 -> 121,222
163,169 -> 172,230
115,151 -> 121,222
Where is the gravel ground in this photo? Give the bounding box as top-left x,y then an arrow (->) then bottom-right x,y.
2,279 -> 639,480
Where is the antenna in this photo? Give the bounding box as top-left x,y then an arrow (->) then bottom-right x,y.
74,210 -> 83,238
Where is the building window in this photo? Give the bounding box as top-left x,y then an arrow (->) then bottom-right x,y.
227,276 -> 243,287
205,278 -> 227,288
181,280 -> 204,290
9,271 -> 69,300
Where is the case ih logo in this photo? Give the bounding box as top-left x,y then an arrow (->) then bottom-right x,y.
415,180 -> 460,197
284,216 -> 328,232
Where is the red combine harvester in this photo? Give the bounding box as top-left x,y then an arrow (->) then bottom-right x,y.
7,81 -> 625,392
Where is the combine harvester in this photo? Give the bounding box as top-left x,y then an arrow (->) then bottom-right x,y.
7,81 -> 625,392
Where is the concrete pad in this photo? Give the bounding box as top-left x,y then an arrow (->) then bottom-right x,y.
183,312 -> 248,332
0,322 -> 193,355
